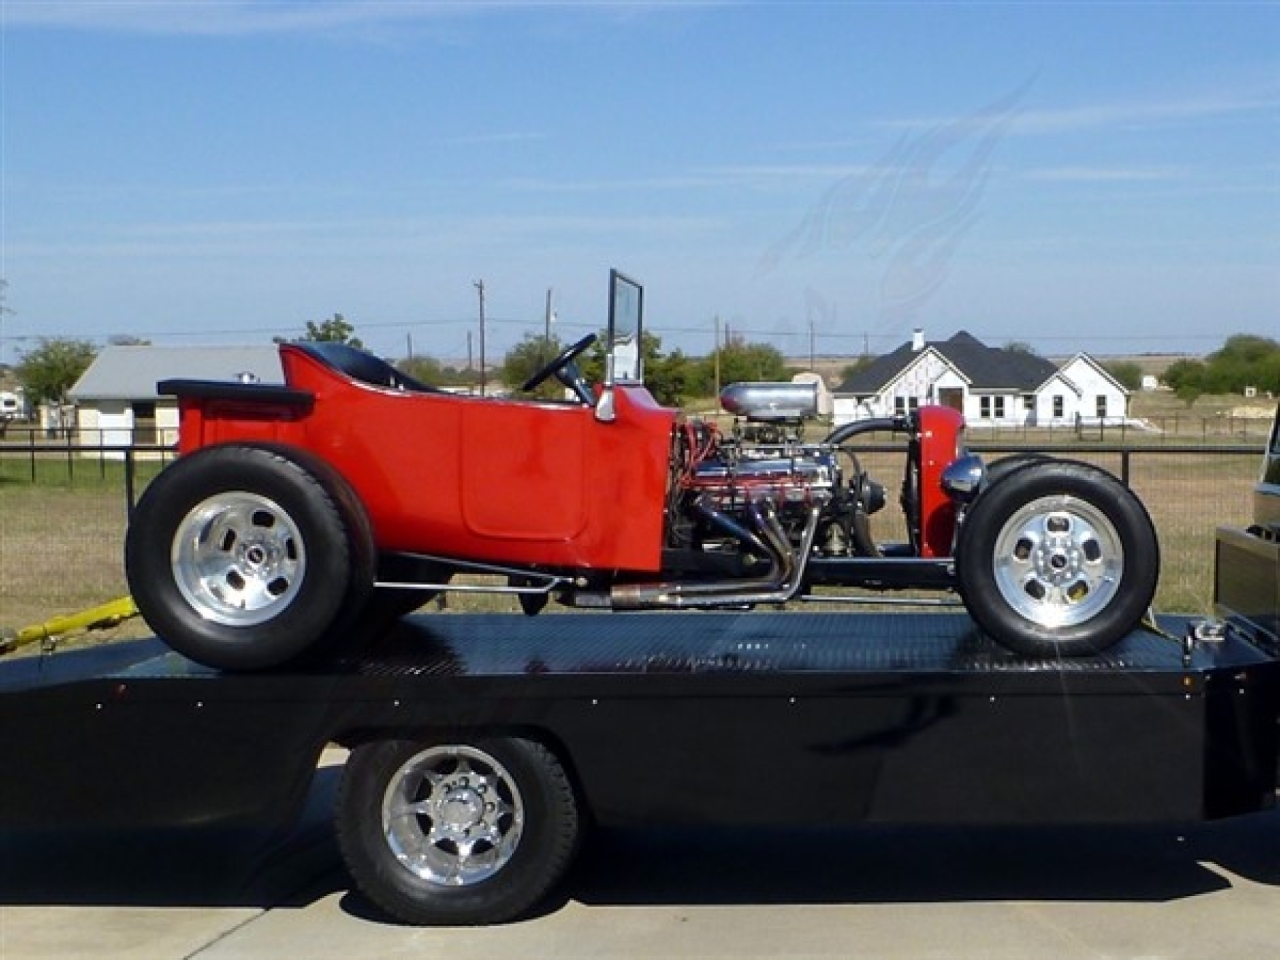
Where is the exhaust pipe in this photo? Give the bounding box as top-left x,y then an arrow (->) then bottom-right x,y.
611,498 -> 820,610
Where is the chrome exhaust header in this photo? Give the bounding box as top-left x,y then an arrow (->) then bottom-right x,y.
611,498 -> 820,610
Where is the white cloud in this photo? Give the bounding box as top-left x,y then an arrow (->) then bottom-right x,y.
0,1 -> 709,37
1012,91 -> 1280,136
1022,166 -> 1185,183
1,1 -> 472,36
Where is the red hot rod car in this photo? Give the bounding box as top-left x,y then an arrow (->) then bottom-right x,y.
125,271 -> 1160,670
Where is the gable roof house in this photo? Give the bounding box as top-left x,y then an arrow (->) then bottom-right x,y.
832,329 -> 1128,428
69,345 -> 282,458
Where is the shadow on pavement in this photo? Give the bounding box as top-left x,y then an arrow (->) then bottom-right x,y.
4,764 -> 1279,920
0,766 -> 346,909
565,809 -> 1280,910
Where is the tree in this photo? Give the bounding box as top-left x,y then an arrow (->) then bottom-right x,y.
839,355 -> 877,384
578,330 -> 691,406
1204,334 -> 1280,395
1163,357 -> 1206,406
16,337 -> 98,406
397,355 -> 446,387
395,355 -> 480,389
647,346 -> 693,407
298,313 -> 364,349
1103,361 -> 1143,392
690,337 -> 791,395
502,330 -> 694,406
501,334 -> 568,399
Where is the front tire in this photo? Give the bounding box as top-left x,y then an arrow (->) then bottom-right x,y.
336,737 -> 580,925
125,445 -> 369,671
956,459 -> 1159,657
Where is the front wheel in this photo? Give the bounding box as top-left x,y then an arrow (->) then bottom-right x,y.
336,737 -> 580,925
955,460 -> 1159,658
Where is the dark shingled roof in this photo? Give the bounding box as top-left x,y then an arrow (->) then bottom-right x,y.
837,331 -> 1059,394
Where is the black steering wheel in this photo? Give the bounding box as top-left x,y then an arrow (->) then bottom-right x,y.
521,333 -> 598,403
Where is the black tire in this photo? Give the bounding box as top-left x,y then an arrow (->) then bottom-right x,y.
312,553 -> 459,661
980,453 -> 1051,489
125,444 -> 371,671
955,459 -> 1159,657
336,737 -> 580,926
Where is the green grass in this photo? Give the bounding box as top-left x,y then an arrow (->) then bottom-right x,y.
0,453 -> 169,489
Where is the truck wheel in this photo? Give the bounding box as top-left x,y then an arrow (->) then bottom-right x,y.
125,445 -> 369,671
956,459 -> 1159,657
337,737 -> 580,925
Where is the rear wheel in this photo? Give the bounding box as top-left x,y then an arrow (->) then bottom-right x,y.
125,445 -> 372,670
336,737 -> 580,925
956,459 -> 1159,657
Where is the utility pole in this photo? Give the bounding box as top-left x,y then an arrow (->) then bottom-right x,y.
542,287 -> 554,369
809,318 -> 816,371
474,279 -> 487,397
713,315 -> 721,402
0,279 -> 11,368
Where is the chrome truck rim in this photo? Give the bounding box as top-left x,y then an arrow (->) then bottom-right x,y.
382,745 -> 525,887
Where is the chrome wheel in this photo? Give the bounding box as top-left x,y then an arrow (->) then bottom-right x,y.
171,491 -> 306,626
991,494 -> 1123,629
382,745 -> 525,888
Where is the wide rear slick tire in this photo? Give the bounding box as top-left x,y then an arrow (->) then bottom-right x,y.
125,444 -> 372,671
957,460 -> 1159,658
336,736 -> 580,926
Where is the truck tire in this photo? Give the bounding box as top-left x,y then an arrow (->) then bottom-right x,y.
337,737 -> 580,925
956,459 -> 1159,658
125,444 -> 371,671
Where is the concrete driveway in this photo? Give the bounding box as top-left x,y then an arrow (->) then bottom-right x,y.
3,752 -> 1280,959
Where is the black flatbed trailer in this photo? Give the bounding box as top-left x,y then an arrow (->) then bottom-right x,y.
3,611 -> 1279,924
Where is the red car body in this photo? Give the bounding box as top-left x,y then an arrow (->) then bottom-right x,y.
172,344 -> 676,572
170,342 -> 967,573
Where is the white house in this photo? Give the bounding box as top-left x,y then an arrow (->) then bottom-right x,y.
69,345 -> 282,457
833,330 -> 1128,428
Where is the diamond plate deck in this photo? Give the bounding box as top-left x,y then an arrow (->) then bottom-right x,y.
340,611 -> 1259,680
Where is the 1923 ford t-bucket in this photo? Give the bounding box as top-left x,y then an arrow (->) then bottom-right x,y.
125,271 -> 1159,670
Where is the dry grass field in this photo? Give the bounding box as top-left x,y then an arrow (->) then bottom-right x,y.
0,440 -> 1261,650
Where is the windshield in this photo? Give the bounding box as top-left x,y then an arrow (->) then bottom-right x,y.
608,270 -> 643,384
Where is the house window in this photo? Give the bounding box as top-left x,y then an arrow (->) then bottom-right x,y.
979,396 -> 991,419
1053,396 -> 1064,419
1095,395 -> 1107,419
1022,395 -> 1034,410
993,396 -> 1006,419
893,396 -> 920,417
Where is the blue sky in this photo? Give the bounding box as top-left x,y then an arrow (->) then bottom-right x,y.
1,2 -> 1277,366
